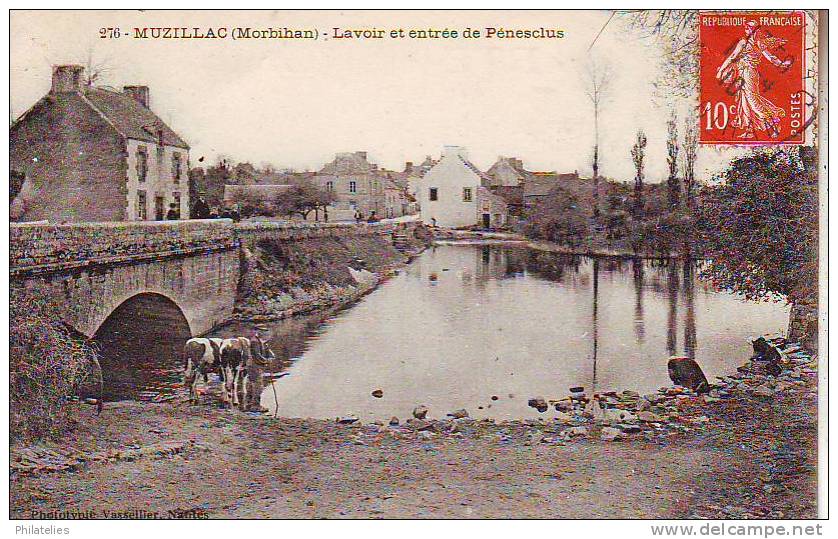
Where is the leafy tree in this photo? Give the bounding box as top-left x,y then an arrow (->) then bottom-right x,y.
696,147 -> 818,303
274,183 -> 336,221
227,189 -> 272,218
233,162 -> 258,184
192,158 -> 233,208
524,188 -> 591,247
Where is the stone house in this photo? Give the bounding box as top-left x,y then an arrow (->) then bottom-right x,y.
313,151 -> 386,220
10,65 -> 190,223
383,179 -> 409,218
418,146 -> 508,229
486,156 -> 528,187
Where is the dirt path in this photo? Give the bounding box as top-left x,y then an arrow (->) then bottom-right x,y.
11,358 -> 818,519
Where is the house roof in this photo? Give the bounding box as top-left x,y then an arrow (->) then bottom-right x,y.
319,151 -> 378,175
457,156 -> 493,184
522,175 -> 561,198
83,87 -> 189,149
12,86 -> 190,150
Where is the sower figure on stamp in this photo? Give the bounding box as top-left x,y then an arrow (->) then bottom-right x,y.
716,20 -> 793,139
244,330 -> 275,412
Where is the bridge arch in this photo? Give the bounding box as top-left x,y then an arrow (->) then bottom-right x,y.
92,292 -> 193,401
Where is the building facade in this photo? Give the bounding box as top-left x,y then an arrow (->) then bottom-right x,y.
313,151 -> 385,220
486,156 -> 528,187
10,65 -> 190,223
419,146 -> 507,229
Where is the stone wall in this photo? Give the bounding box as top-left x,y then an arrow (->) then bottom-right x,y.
10,220 -> 236,274
10,220 -> 416,274
10,220 -> 422,337
10,93 -> 129,223
787,302 -> 819,353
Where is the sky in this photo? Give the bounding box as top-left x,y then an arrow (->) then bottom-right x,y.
10,10 -> 743,182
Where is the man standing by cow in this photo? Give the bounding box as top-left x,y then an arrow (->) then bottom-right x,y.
183,331 -> 275,412
244,331 -> 274,413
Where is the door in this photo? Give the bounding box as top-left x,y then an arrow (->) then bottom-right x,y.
482,213 -> 491,229
154,196 -> 165,221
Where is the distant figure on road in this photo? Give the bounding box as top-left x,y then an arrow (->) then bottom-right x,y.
191,196 -> 210,219
354,210 -> 363,223
367,211 -> 380,223
166,203 -> 180,220
431,217 -> 437,228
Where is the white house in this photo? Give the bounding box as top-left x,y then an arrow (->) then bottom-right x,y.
419,146 -> 508,229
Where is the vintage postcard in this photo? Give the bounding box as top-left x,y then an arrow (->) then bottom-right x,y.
6,6 -> 827,531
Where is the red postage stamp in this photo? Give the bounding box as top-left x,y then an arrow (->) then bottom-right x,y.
699,11 -> 806,145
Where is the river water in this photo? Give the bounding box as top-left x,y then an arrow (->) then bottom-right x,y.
212,242 -> 789,421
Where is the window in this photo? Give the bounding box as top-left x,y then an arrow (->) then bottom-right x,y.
349,181 -> 357,193
172,152 -> 182,183
463,187 -> 473,202
429,187 -> 438,201
326,181 -> 334,191
173,192 -> 181,209
136,146 -> 148,182
136,190 -> 147,220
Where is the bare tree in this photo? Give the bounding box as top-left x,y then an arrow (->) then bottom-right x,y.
682,114 -> 698,209
584,58 -> 612,218
82,45 -> 113,87
631,129 -> 648,218
621,10 -> 699,99
666,112 -> 681,209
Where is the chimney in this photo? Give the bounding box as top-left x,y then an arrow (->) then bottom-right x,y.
442,145 -> 466,159
405,161 -> 413,170
123,85 -> 150,108
51,65 -> 84,94
355,151 -> 368,160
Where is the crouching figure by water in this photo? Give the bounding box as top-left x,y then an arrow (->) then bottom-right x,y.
667,356 -> 710,393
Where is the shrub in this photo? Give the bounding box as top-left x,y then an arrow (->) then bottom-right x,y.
696,147 -> 818,303
10,288 -> 101,442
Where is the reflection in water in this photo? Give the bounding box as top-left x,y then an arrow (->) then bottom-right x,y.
667,262 -> 680,356
632,258 -> 646,344
591,258 -> 599,392
236,243 -> 789,421
684,262 -> 698,360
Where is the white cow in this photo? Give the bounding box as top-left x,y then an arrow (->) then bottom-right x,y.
182,337 -> 224,403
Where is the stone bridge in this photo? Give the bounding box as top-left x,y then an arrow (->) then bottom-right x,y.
10,219 -> 408,339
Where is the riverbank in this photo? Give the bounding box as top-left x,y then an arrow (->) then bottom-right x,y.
232,226 -> 431,323
433,229 -> 687,260
10,337 -> 818,519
